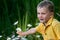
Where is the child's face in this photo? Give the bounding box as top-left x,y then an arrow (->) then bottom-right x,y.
37,7 -> 53,23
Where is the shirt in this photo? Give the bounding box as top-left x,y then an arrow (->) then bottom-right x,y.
36,17 -> 60,40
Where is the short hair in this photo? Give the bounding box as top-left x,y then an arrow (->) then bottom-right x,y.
37,1 -> 54,12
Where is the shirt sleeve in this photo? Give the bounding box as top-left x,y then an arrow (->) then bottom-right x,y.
35,25 -> 41,33
53,22 -> 60,39
35,23 -> 44,34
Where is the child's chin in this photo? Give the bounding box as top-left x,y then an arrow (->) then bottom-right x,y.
40,21 -> 44,23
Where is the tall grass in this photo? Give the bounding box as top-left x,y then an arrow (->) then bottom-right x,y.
0,0 -> 60,40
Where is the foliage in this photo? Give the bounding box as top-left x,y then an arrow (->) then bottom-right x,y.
0,0 -> 60,40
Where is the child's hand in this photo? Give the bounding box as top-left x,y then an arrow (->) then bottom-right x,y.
16,31 -> 25,36
16,28 -> 24,36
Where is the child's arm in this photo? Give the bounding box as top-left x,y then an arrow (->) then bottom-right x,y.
16,28 -> 36,36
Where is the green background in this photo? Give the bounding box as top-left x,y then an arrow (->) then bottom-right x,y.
0,0 -> 60,40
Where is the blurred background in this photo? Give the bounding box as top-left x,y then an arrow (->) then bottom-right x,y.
0,0 -> 60,40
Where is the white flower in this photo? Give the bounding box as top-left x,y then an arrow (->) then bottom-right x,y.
27,24 -> 32,27
13,21 -> 18,25
7,37 -> 11,40
12,35 -> 20,40
16,27 -> 21,31
0,35 -> 2,38
26,28 -> 29,31
11,35 -> 15,38
36,35 -> 40,38
21,37 -> 27,40
17,35 -> 21,37
12,39 -> 16,40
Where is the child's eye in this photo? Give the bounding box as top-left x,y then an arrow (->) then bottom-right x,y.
42,13 -> 45,14
37,13 -> 40,14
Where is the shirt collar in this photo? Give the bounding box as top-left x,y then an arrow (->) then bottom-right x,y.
46,16 -> 53,27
